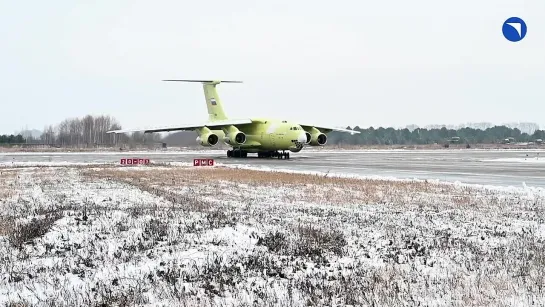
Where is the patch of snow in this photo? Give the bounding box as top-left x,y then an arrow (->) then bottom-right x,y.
484,157 -> 545,163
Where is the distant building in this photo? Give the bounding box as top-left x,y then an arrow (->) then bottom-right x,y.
449,137 -> 461,143
502,137 -> 516,144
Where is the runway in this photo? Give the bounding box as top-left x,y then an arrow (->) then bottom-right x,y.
1,149 -> 544,188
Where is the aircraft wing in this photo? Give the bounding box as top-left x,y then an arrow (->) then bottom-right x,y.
106,118 -> 253,134
299,124 -> 360,134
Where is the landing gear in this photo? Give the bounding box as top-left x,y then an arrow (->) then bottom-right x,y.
227,149 -> 247,158
256,151 -> 289,159
226,149 -> 290,159
277,151 -> 289,160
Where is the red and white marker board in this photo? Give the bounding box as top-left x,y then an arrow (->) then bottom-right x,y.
120,158 -> 150,165
193,159 -> 215,166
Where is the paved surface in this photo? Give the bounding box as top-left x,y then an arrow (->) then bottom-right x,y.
1,150 -> 544,188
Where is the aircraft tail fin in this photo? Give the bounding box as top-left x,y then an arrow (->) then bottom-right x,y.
163,80 -> 242,122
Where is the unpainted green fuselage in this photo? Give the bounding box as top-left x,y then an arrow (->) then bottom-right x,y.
200,118 -> 307,153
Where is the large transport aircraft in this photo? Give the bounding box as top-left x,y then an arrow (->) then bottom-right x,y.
107,80 -> 360,159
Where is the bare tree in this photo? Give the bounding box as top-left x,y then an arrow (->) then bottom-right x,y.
38,114 -> 157,148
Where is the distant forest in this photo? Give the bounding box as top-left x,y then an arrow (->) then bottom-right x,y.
327,126 -> 545,146
2,114 -> 544,147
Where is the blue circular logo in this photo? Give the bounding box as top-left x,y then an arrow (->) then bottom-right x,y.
502,17 -> 527,42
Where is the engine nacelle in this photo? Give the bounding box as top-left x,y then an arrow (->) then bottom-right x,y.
196,133 -> 219,147
304,132 -> 311,144
223,131 -> 246,145
309,133 -> 327,146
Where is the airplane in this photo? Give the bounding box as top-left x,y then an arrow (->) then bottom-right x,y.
107,80 -> 360,159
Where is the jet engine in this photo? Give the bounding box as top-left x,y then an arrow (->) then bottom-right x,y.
309,133 -> 327,146
304,132 -> 312,144
196,133 -> 219,147
224,131 -> 246,145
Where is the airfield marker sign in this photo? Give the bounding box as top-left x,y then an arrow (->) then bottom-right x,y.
120,158 -> 150,165
193,158 -> 215,167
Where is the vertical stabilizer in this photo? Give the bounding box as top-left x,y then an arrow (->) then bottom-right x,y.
202,81 -> 228,121
163,79 -> 242,122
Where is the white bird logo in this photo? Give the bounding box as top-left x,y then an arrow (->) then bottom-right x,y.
506,22 -> 522,38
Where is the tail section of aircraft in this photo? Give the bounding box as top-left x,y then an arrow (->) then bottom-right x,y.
163,79 -> 242,122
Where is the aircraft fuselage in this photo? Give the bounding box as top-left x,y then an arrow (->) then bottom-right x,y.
211,118 -> 308,153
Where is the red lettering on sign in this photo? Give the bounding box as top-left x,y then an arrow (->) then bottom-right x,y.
208,159 -> 214,166
144,159 -> 150,165
120,159 -> 126,165
127,159 -> 133,165
194,159 -> 200,166
200,159 -> 208,166
132,158 -> 138,165
138,159 -> 144,165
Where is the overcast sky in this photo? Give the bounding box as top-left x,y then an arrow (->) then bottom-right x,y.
1,0 -> 544,134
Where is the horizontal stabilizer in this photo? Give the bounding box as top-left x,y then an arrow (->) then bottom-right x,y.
163,80 -> 242,84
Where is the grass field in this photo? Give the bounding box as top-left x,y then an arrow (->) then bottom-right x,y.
1,165 -> 544,306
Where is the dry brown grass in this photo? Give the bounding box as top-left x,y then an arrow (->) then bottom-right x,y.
83,166 -> 498,208
0,170 -> 18,200
0,217 -> 14,236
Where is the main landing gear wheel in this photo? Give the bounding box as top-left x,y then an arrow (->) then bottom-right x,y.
277,151 -> 290,159
227,149 -> 247,158
255,151 -> 290,159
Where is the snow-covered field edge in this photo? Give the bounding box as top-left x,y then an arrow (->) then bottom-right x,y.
1,164 -> 545,306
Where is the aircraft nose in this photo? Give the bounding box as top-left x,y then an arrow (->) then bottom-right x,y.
297,132 -> 307,143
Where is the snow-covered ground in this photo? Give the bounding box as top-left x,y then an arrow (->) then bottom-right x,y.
1,165 -> 544,306
0,150 -> 225,156
485,157 -> 545,163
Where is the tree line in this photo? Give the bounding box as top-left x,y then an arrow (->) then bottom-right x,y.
4,115 -> 544,147
13,115 -> 160,148
0,134 -> 25,144
328,126 -> 545,145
